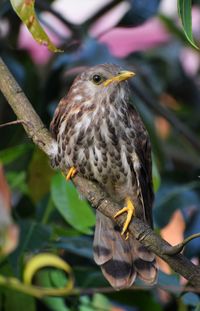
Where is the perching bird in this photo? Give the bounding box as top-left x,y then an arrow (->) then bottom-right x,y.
50,64 -> 158,289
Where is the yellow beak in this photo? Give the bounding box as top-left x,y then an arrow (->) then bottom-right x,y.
104,70 -> 136,87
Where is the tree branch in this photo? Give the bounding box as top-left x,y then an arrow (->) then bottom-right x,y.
0,56 -> 200,289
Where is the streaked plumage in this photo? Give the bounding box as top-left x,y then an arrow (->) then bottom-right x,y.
50,64 -> 158,289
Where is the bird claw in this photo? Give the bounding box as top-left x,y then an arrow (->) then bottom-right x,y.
114,197 -> 135,238
66,167 -> 77,180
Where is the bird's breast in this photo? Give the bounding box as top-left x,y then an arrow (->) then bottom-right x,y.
56,105 -> 138,200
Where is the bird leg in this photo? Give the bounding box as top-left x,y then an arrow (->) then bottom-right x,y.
114,197 -> 135,237
66,166 -> 77,180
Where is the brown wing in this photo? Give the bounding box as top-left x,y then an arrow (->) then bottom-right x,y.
129,106 -> 154,228
50,96 -> 68,139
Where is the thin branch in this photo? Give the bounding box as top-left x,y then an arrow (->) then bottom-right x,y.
0,119 -> 25,128
73,283 -> 200,295
0,56 -> 200,289
163,232 -> 200,255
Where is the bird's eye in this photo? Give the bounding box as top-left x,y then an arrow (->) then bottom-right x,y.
92,74 -> 103,85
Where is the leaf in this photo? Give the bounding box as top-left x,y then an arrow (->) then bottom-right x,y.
74,267 -> 106,288
28,148 -> 54,202
6,171 -> 28,194
154,181 -> 200,228
152,155 -> 160,192
23,253 -> 73,289
177,0 -> 199,50
4,289 -> 36,311
0,144 -> 32,165
195,304 -> 200,311
36,270 -> 71,311
92,294 -> 111,310
52,236 -> 93,259
10,0 -> 62,52
79,294 -> 111,311
108,289 -> 162,311
23,253 -> 74,297
51,173 -> 95,234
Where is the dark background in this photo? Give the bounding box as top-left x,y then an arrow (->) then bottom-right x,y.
0,0 -> 200,310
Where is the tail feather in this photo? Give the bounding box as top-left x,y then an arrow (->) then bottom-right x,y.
134,258 -> 158,285
93,211 -> 158,289
101,227 -> 136,289
93,211 -> 113,265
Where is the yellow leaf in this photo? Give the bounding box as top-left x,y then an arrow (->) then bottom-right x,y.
23,253 -> 74,295
10,0 -> 62,53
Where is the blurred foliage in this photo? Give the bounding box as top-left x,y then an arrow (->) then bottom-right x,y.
0,0 -> 200,310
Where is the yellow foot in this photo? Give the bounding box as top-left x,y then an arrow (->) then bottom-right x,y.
66,167 -> 77,181
114,197 -> 135,237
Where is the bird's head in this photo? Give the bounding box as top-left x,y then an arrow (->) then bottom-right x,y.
69,64 -> 135,105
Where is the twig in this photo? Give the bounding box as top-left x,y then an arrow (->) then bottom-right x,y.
0,56 -> 200,289
163,233 -> 200,256
73,283 -> 200,295
0,119 -> 25,128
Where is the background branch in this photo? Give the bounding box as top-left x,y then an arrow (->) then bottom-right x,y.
0,56 -> 200,289
131,83 -> 200,152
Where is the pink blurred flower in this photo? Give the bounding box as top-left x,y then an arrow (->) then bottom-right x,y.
89,1 -> 130,37
98,18 -> 170,58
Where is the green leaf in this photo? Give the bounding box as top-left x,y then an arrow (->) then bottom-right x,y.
28,148 -> 54,202
10,0 -> 62,53
177,0 -> 199,49
152,155 -> 160,192
36,270 -> 70,311
195,303 -> 200,311
154,181 -> 200,228
79,294 -> 111,311
4,289 -> 36,311
74,267 -> 106,288
52,236 -> 93,259
51,173 -> 95,234
0,144 -> 32,165
6,171 -> 28,194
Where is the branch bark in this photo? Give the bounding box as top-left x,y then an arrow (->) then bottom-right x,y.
0,56 -> 200,289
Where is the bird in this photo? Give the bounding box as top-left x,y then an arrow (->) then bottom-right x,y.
50,63 -> 158,289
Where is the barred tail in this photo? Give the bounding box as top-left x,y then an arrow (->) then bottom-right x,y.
93,211 -> 158,289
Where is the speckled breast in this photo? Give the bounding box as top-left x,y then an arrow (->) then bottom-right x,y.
54,105 -> 138,201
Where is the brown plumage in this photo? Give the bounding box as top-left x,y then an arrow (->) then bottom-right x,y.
50,64 -> 158,289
